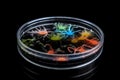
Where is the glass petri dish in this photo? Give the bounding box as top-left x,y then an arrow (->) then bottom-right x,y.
17,16 -> 104,71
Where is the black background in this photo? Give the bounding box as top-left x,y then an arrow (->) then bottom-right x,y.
2,3 -> 118,80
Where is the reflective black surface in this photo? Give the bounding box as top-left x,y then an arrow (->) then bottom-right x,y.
17,53 -> 98,80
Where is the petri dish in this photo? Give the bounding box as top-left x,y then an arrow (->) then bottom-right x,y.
17,16 -> 104,78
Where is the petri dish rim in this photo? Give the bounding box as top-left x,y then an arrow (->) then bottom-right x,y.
17,16 -> 104,58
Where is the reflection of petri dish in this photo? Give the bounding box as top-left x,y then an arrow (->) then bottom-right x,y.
17,16 -> 104,71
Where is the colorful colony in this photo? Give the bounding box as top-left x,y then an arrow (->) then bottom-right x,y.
22,23 -> 99,54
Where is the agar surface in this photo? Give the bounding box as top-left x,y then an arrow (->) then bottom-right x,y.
21,23 -> 99,54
